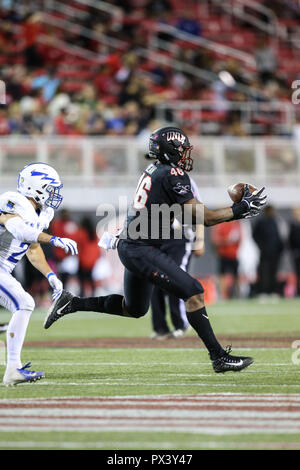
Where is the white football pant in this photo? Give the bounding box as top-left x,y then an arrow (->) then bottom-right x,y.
0,270 -> 35,370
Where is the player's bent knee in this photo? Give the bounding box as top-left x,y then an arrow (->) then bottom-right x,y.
126,309 -> 148,319
123,299 -> 149,319
21,293 -> 35,312
185,293 -> 204,312
124,305 -> 148,318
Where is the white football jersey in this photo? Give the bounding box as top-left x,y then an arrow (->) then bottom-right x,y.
0,191 -> 54,273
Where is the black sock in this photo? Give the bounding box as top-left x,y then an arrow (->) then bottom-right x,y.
186,307 -> 225,360
71,294 -> 124,316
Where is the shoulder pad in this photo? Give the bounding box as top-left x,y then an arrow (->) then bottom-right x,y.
0,191 -> 37,221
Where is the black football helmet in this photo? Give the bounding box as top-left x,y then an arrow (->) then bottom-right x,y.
148,126 -> 193,171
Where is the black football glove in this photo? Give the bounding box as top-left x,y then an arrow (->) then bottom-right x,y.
232,185 -> 267,220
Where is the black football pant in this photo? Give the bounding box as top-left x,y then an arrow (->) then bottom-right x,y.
78,267 -> 96,297
257,254 -> 280,295
117,240 -> 203,317
293,256 -> 300,296
150,240 -> 191,333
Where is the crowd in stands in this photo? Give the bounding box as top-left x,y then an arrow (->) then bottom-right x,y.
0,0 -> 299,137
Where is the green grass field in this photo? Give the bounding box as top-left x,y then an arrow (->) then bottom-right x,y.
0,298 -> 299,450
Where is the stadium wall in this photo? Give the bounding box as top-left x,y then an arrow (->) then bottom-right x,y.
0,136 -> 299,209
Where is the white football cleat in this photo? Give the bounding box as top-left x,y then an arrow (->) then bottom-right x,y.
3,363 -> 45,387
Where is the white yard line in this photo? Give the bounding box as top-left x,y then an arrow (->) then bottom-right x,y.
1,410 -> 300,419
1,402 -> 299,410
22,348 -> 293,352
0,425 -> 299,435
9,381 -> 299,388
1,381 -> 300,389
2,393 -> 300,403
27,362 -> 295,372
0,440 -> 298,450
1,419 -> 300,431
0,440 -> 183,449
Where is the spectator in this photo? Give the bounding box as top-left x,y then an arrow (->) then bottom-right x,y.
105,104 -> 126,134
252,205 -> 285,297
288,207 -> 300,296
255,36 -> 277,84
77,217 -> 101,297
224,111 -> 247,137
176,10 -> 202,37
74,84 -> 98,111
211,220 -> 242,299
53,108 -> 71,135
87,114 -> 107,136
31,67 -> 60,102
145,0 -> 173,18
22,12 -> 44,68
0,107 -> 10,134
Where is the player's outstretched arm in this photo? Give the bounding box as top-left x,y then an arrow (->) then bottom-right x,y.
183,186 -> 267,227
0,213 -> 44,242
0,213 -> 78,255
37,233 -> 78,255
26,243 -> 63,300
183,198 -> 234,227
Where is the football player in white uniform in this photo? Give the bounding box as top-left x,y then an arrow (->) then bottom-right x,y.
0,162 -> 78,386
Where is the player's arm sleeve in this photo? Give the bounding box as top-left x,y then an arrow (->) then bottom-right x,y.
5,216 -> 43,243
162,172 -> 194,205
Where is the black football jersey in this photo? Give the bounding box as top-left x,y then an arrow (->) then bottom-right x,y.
122,161 -> 194,245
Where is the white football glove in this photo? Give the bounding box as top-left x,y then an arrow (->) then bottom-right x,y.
98,231 -> 119,251
46,272 -> 63,300
50,236 -> 78,255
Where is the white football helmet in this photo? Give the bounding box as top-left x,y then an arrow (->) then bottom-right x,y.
17,162 -> 63,210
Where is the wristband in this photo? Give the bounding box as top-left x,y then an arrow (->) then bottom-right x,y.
46,272 -> 55,280
231,200 -> 249,220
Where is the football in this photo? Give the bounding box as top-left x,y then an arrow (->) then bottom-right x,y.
227,183 -> 258,203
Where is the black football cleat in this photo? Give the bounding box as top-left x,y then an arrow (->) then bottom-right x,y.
212,346 -> 254,373
0,323 -> 8,334
44,290 -> 75,329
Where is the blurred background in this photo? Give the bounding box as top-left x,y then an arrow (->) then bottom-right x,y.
0,0 -> 300,309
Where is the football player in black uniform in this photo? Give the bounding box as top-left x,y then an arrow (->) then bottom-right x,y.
44,126 -> 267,373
